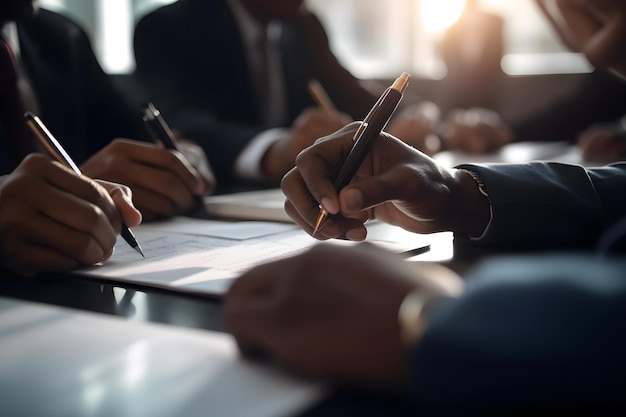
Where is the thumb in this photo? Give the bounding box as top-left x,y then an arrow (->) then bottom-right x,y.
104,183 -> 143,228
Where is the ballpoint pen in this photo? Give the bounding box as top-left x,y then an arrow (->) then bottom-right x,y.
312,72 -> 411,235
142,102 -> 207,212
24,111 -> 145,258
142,102 -> 179,151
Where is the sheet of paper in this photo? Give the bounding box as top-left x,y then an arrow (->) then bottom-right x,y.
0,296 -> 325,417
138,217 -> 298,240
203,188 -> 293,222
79,221 -> 319,296
77,218 -> 439,297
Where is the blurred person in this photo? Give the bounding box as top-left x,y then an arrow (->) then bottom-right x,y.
133,0 -> 432,185
443,69 -> 626,159
1,0 -> 215,222
442,0 -> 626,161
225,0 -> 626,413
439,0 -> 505,112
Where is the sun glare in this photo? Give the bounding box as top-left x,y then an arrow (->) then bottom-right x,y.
420,0 -> 466,33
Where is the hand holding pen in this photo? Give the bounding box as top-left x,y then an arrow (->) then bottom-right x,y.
142,102 -> 214,213
24,112 -> 145,257
282,71 -> 490,240
312,73 -> 410,234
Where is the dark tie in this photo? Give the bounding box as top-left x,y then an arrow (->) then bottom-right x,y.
0,38 -> 36,169
253,23 -> 286,128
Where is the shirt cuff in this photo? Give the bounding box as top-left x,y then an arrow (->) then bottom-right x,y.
234,127 -> 291,182
456,167 -> 494,241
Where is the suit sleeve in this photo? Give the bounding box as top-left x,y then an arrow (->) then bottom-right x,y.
296,12 -> 379,120
457,162 -> 626,249
407,255 -> 626,413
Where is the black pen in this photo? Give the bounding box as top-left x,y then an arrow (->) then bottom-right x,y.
142,102 -> 179,151
24,111 -> 145,258
313,72 -> 411,234
142,102 -> 207,213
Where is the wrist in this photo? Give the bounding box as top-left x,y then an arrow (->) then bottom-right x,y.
448,168 -> 491,237
261,140 -> 290,182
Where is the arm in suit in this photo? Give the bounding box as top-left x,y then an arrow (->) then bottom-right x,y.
133,0 -> 271,183
280,11 -> 378,122
409,254 -> 626,413
20,9 -> 148,164
133,0 -> 379,184
459,162 -> 626,249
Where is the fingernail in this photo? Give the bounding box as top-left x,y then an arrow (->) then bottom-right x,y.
321,197 -> 339,214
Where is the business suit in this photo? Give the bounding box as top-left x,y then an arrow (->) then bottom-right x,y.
133,0 -> 377,183
0,8 -> 146,174
406,162 -> 626,413
460,162 -> 626,249
410,253 -> 626,414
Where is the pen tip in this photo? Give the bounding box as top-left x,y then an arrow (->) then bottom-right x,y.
134,245 -> 145,258
312,208 -> 328,237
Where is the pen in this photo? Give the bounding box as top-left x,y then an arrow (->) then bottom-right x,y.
141,102 -> 207,213
141,102 -> 179,151
312,72 -> 411,235
24,111 -> 145,258
307,79 -> 337,115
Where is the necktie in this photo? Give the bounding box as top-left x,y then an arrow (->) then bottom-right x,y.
253,22 -> 287,128
0,38 -> 36,169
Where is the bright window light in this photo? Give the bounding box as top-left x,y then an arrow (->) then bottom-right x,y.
420,0 -> 465,33
96,0 -> 133,73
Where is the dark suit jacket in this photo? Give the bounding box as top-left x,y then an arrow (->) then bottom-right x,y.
133,0 -> 378,183
0,9 -> 147,174
460,162 -> 626,249
409,162 -> 626,413
411,253 -> 626,414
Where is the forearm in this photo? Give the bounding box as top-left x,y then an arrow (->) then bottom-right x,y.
405,254 -> 626,412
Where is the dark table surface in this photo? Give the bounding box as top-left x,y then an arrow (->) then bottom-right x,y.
0,236 -> 493,416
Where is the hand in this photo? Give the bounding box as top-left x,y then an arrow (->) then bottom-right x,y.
262,108 -> 349,181
442,108 -> 513,153
225,242 -> 463,391
578,126 -> 626,163
281,123 -> 491,241
548,0 -> 626,75
386,101 -> 443,156
80,139 -> 212,221
175,139 -> 217,193
0,154 -> 141,276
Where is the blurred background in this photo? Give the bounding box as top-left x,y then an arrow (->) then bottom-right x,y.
39,0 -> 593,124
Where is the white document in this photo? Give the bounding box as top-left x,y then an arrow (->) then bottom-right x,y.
77,217 -> 439,297
0,296 -> 325,417
203,188 -> 293,222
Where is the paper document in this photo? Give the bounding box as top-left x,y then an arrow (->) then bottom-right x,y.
0,296 -> 325,417
204,188 -> 292,222
77,217 -> 440,297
